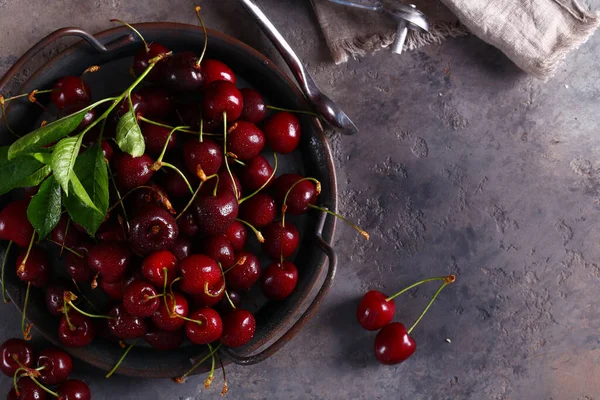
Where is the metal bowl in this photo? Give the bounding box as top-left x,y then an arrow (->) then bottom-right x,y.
0,23 -> 337,378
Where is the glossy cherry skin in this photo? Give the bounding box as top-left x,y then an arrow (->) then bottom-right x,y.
57,379 -> 91,400
129,184 -> 173,214
141,121 -> 177,157
12,377 -> 46,400
356,291 -> 395,331
133,42 -> 170,81
65,243 -> 94,283
374,322 -> 417,365
261,261 -> 298,301
220,309 -> 256,348
0,199 -> 35,247
201,59 -> 235,88
98,277 -> 128,301
36,348 -> 72,385
51,76 -> 90,109
107,304 -> 148,339
226,251 -> 260,291
145,330 -> 184,350
162,51 -> 204,92
123,280 -> 160,317
183,138 -> 223,177
51,215 -> 83,249
192,190 -> 239,236
225,221 -> 247,252
170,235 -> 192,261
88,241 -> 131,283
188,279 -> 225,308
0,338 -> 33,377
45,281 -> 72,316
263,112 -> 301,154
113,153 -> 155,191
185,308 -> 223,344
241,155 -> 274,192
136,86 -> 174,119
16,247 -> 50,288
178,212 -> 199,237
203,81 -> 243,122
129,205 -> 179,256
162,166 -> 198,199
96,217 -> 127,242
201,236 -> 235,268
142,250 -> 178,288
239,193 -> 276,228
273,173 -> 317,214
58,311 -> 95,347
179,255 -> 222,295
227,122 -> 265,161
216,290 -> 241,314
262,221 -> 300,259
151,292 -> 188,332
239,88 -> 266,124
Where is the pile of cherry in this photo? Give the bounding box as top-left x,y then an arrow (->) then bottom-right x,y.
0,338 -> 89,400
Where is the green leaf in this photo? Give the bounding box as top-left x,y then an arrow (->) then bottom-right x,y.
69,173 -> 100,212
51,136 -> 83,196
8,110 -> 86,159
26,175 -> 62,239
115,109 -> 145,157
0,146 -> 43,196
29,151 -> 53,165
64,179 -> 105,237
15,165 -> 52,188
74,143 -> 108,232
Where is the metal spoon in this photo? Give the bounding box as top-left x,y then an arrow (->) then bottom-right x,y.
237,0 -> 359,135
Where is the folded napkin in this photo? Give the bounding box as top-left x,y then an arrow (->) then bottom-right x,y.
311,0 -> 599,78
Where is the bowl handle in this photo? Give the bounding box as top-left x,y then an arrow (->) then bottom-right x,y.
0,27 -> 134,93
223,210 -> 338,365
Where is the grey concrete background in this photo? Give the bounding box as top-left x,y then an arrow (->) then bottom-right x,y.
1,0 -> 600,399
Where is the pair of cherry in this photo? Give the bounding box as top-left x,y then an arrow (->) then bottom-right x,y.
0,338 -> 90,400
356,275 -> 456,365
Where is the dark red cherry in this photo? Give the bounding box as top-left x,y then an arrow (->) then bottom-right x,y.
136,86 -> 174,118
101,140 -> 114,161
114,92 -> 146,121
216,290 -> 241,314
174,103 -> 222,132
96,217 -> 127,242
123,280 -> 160,317
203,81 -> 243,122
356,290 -> 395,331
57,379 -> 91,400
178,212 -> 199,237
98,278 -> 127,301
241,155 -> 274,192
261,261 -> 298,301
133,42 -> 170,81
201,59 -> 235,88
51,215 -> 83,250
37,348 -> 72,385
151,292 -> 188,332
201,236 -> 234,268
262,221 -> 300,259
0,338 -> 33,377
179,255 -> 222,295
51,76 -> 90,109
107,304 -> 148,339
58,311 -> 95,347
272,173 -> 317,214
183,138 -> 223,177
185,307 -> 223,344
239,88 -> 266,124
7,387 -> 17,400
142,250 -> 178,287
162,51 -> 204,92
65,250 -> 95,284
0,199 -> 35,247
192,191 -> 239,236
200,171 -> 242,200
45,281 -> 73,316
239,194 -> 276,228
141,121 -> 177,157
170,235 -> 192,261
16,247 -> 50,288
88,241 -> 130,283
68,104 -> 97,134
226,121 -> 265,160
220,309 -> 255,348
225,221 -> 247,252
374,322 -> 416,365
162,164 -> 198,199
226,251 -> 260,291
12,377 -> 46,400
145,330 -> 184,350
263,112 -> 301,154
129,205 -> 179,256
129,184 -> 173,214
113,153 -> 155,191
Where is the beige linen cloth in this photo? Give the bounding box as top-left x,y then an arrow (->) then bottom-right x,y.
311,0 -> 599,78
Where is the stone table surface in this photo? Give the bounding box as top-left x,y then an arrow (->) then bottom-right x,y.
1,0 -> 600,399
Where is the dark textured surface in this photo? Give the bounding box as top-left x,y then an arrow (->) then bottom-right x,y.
1,0 -> 600,399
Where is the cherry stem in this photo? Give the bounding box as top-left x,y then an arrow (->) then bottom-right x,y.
223,112 -> 239,200
385,276 -> 449,302
199,119 -> 204,143
106,339 -> 138,379
13,367 -> 24,395
204,342 -> 216,389
204,280 -> 225,298
281,177 -> 321,227
17,231 -> 36,275
67,300 -> 115,320
0,100 -> 19,137
175,174 -> 217,220
107,184 -> 174,214
223,255 -> 247,274
29,375 -> 59,398
144,293 -> 165,301
46,239 -> 83,258
63,306 -> 75,331
307,204 -> 369,240
175,343 -> 223,382
238,153 -> 278,205
1,240 -> 13,303
217,262 -> 236,309
231,158 -> 246,167
1,89 -> 53,104
59,218 -> 71,257
154,125 -> 191,165
110,19 -> 149,53
138,116 -> 219,136
194,6 -> 209,68
107,163 -> 130,230
71,280 -> 101,313
157,162 -> 194,195
21,282 -> 31,340
212,175 -> 220,197
162,267 -> 172,317
407,275 -> 456,335
235,218 -> 264,243
216,351 -> 228,396
265,105 -> 321,119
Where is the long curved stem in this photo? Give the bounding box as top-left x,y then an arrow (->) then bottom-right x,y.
281,177 -> 321,227
21,282 -> 31,340
204,342 -> 216,389
2,240 -> 13,303
222,113 -> 239,200
266,105 -> 320,119
159,162 -> 194,195
67,300 -> 115,320
235,218 -> 264,243
174,343 -> 223,383
407,275 -> 456,335
106,339 -> 138,378
385,276 -> 449,302
238,153 -> 278,205
194,6 -> 209,68
308,204 -> 369,240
